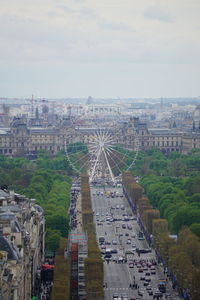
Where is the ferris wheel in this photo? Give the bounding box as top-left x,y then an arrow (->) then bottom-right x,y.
66,126 -> 139,184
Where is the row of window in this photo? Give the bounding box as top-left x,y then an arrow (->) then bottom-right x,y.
0,145 -> 61,154
152,141 -> 180,146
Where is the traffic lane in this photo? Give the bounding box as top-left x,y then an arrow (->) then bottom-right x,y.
92,188 -> 180,299
104,260 -> 134,300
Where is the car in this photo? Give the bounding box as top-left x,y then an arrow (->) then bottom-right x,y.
122,294 -> 129,300
105,241 -> 111,245
113,293 -> 119,300
145,278 -> 151,282
138,290 -> 144,296
140,276 -> 145,281
145,272 -> 151,276
112,240 -> 117,245
151,270 -> 156,275
153,291 -> 163,298
137,264 -> 142,268
116,205 -> 120,209
146,285 -> 152,291
118,256 -> 124,262
127,239 -> 131,244
129,262 -> 134,268
125,233 -> 129,236
125,249 -> 135,255
130,217 -> 137,221
131,234 -> 136,238
138,268 -> 143,273
116,224 -> 120,228
104,253 -> 112,258
111,249 -> 118,254
148,290 -> 153,296
143,281 -> 149,286
137,248 -> 150,254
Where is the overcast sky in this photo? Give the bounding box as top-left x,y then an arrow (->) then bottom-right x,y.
1,0 -> 200,99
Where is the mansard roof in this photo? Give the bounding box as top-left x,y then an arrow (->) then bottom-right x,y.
0,236 -> 20,262
0,189 -> 9,197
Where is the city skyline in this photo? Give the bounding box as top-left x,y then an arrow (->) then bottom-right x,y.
1,0 -> 200,98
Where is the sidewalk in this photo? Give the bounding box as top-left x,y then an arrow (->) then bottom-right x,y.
76,192 -> 83,231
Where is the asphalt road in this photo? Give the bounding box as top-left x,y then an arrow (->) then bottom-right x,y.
91,185 -> 180,300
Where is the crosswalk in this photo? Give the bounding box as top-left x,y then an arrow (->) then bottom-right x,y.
104,287 -> 130,290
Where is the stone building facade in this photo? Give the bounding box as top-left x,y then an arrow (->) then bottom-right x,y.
0,116 -> 200,157
0,189 -> 45,300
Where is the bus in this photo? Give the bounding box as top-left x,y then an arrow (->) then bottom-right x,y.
158,279 -> 166,293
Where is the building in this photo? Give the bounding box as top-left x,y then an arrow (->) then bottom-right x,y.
0,189 -> 45,300
0,114 -> 200,159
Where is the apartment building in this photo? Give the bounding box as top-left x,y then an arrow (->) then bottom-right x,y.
0,189 -> 45,300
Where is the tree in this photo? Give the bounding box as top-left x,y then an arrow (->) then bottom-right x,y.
168,158 -> 186,177
172,206 -> 200,233
46,214 -> 69,237
178,227 -> 200,267
45,229 -> 61,252
169,247 -> 193,289
190,223 -> 200,239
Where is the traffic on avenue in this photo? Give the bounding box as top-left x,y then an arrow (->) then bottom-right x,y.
91,185 -> 180,300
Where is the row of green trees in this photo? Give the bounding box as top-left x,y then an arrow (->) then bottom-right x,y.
51,238 -> 70,300
122,172 -> 200,300
133,148 -> 200,177
153,224 -> 200,300
140,174 -> 200,236
80,175 -> 104,300
129,149 -> 200,238
123,172 -> 160,234
0,151 -> 72,252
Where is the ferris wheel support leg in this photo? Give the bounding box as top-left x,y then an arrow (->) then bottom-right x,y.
103,149 -> 116,184
90,149 -> 101,182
